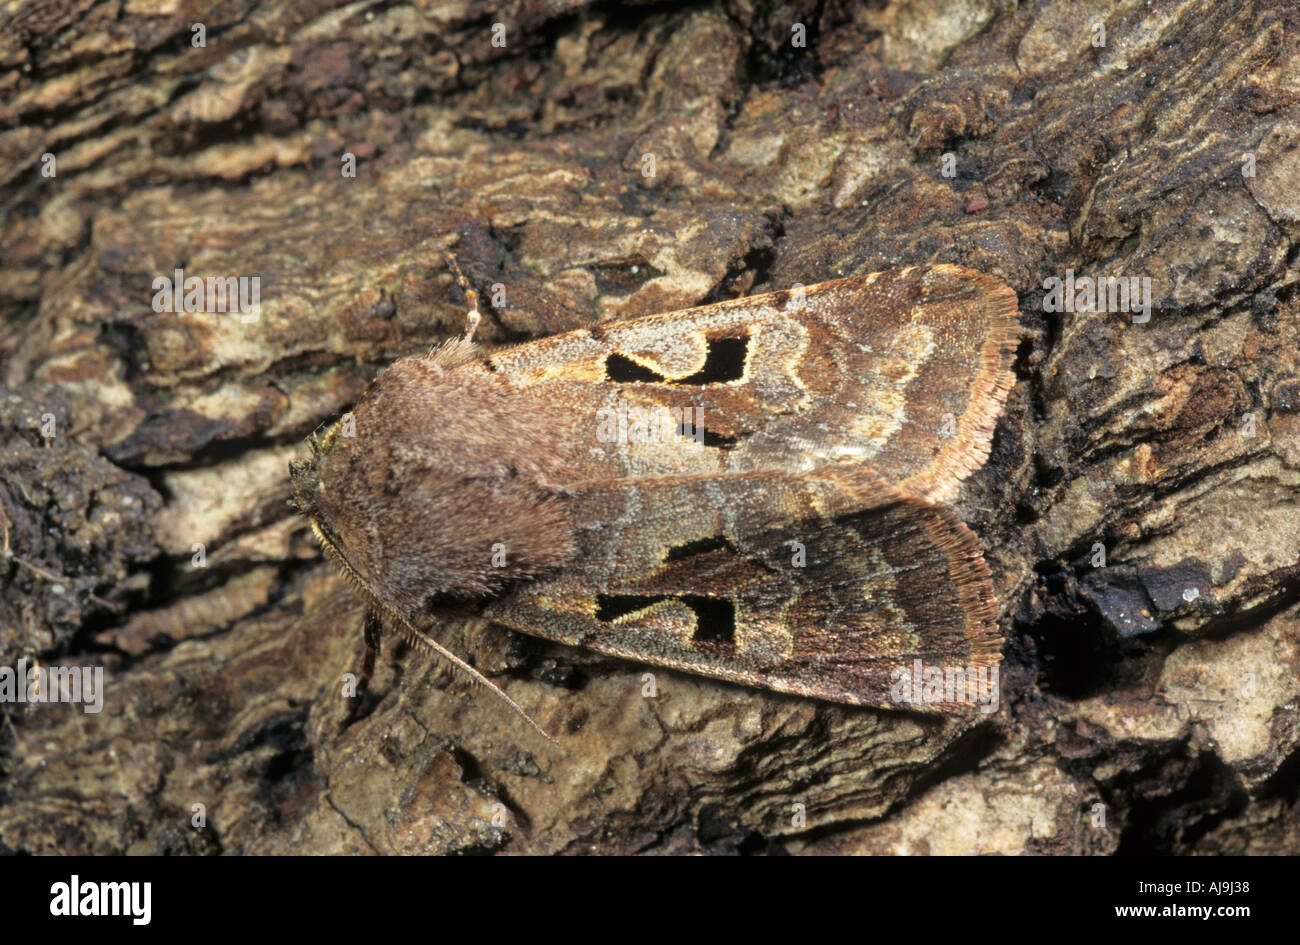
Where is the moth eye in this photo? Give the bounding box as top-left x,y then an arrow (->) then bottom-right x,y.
604,332 -> 749,385
594,593 -> 736,651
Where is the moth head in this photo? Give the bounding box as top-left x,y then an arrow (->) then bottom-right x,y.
289,358 -> 576,617
289,426 -> 375,601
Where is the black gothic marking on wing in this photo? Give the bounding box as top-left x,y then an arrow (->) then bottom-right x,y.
594,594 -> 736,650
604,332 -> 749,385
665,535 -> 735,561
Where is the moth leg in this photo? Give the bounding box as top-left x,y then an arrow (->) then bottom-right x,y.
360,607 -> 381,693
340,608 -> 382,731
444,252 -> 480,343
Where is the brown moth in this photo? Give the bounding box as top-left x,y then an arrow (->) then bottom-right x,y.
290,261 -> 1019,738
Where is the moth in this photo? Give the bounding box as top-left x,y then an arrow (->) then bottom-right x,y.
290,259 -> 1019,739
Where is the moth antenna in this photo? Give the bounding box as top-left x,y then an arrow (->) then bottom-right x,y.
307,517 -> 554,742
444,252 -> 480,343
393,610 -> 558,746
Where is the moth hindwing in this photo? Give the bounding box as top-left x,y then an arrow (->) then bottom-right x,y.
291,264 -> 1019,718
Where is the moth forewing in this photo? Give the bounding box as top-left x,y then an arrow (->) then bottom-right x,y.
487,265 -> 1019,502
483,469 -> 1001,711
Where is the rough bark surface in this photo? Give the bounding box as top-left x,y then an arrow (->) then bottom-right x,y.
2,0 -> 1298,855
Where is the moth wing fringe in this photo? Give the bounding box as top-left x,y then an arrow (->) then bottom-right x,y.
913,268 -> 1021,504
